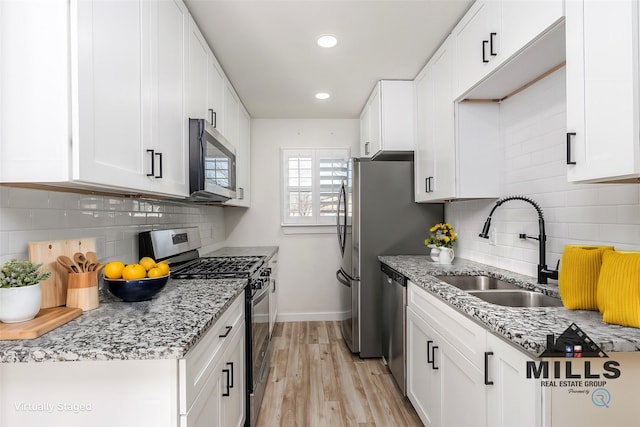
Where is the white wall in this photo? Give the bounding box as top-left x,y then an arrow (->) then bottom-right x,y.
447,68 -> 640,278
0,186 -> 226,265
224,119 -> 359,321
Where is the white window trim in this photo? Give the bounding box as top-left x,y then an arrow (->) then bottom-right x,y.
280,147 -> 350,228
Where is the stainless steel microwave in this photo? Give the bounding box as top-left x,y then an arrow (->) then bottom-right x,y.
188,118 -> 237,202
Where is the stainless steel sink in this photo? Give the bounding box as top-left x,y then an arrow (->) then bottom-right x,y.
468,290 -> 563,307
435,275 -> 521,291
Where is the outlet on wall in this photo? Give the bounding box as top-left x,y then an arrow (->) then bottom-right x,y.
489,228 -> 497,246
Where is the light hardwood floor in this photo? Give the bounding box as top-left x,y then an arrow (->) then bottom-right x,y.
256,321 -> 423,427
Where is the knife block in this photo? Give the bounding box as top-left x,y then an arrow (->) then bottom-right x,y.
66,272 -> 99,311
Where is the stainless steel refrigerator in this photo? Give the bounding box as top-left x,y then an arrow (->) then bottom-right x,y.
336,158 -> 443,358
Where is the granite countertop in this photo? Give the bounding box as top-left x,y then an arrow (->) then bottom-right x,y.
379,256 -> 640,357
0,278 -> 247,364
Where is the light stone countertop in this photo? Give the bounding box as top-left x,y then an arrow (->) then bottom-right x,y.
205,246 -> 279,261
379,256 -> 640,357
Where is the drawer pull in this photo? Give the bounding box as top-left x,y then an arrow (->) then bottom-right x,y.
427,340 -> 433,365
484,351 -> 494,385
222,368 -> 230,397
219,326 -> 232,338
227,362 -> 234,388
431,345 -> 439,370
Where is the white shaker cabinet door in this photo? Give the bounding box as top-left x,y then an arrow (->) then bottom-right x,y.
73,0 -> 149,191
566,0 -> 640,182
150,0 -> 189,196
188,15 -> 208,121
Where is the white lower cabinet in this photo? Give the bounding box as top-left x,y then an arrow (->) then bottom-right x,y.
407,281 -> 543,427
268,253 -> 279,337
486,333 -> 543,427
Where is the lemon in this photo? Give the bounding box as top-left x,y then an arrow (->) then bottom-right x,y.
104,261 -> 125,279
122,264 -> 146,280
139,257 -> 156,271
147,267 -> 164,278
155,262 -> 170,276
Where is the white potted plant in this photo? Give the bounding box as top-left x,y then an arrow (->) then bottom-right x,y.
0,259 -> 51,323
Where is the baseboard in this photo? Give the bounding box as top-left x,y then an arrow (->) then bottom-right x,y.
276,310 -> 349,322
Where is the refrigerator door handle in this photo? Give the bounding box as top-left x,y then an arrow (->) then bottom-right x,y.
336,269 -> 351,288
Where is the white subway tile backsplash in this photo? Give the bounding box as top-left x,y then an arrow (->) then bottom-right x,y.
447,67 -> 640,277
0,186 -> 226,263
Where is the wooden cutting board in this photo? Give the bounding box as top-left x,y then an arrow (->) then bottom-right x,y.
28,238 -> 96,308
0,307 -> 82,340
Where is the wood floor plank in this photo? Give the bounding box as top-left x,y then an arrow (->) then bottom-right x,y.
257,321 -> 422,427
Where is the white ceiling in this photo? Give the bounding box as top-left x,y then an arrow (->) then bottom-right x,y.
184,0 -> 474,119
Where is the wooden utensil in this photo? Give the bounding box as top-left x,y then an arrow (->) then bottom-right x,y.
86,251 -> 99,267
57,256 -> 79,274
73,253 -> 88,272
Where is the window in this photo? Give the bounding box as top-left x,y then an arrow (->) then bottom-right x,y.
281,148 -> 350,226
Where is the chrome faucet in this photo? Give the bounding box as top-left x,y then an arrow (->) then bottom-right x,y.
479,195 -> 559,284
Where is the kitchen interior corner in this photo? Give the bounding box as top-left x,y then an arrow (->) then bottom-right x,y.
2,1 -> 640,427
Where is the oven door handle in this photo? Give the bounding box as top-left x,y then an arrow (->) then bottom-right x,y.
253,286 -> 270,305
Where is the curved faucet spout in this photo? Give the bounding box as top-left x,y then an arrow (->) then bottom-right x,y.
478,195 -> 557,284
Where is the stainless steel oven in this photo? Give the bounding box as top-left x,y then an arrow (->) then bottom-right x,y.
247,278 -> 270,427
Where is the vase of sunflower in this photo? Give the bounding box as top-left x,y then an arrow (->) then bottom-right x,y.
425,223 -> 457,264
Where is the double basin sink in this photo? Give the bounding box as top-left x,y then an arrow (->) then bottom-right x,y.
435,275 -> 562,308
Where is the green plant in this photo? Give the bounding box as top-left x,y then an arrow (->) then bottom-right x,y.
0,259 -> 51,288
424,223 -> 457,249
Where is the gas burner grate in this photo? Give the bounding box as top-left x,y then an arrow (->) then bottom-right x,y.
171,256 -> 264,279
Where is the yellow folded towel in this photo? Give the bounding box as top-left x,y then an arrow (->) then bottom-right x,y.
558,245 -> 614,310
597,251 -> 640,328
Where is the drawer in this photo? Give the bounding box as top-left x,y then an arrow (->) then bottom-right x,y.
408,281 -> 486,369
179,293 -> 245,415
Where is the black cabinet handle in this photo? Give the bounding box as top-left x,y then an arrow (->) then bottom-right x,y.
219,325 -> 232,338
155,152 -> 163,178
431,346 -> 439,370
208,109 -> 217,128
425,177 -> 434,193
226,362 -> 234,388
484,351 -> 494,385
482,40 -> 489,63
146,149 -> 155,176
222,368 -> 230,396
238,187 -> 244,200
427,340 -> 433,365
490,32 -> 497,56
272,279 -> 276,293
566,132 -> 577,165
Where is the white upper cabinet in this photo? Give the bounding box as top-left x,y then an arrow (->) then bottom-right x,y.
207,53 -> 225,131
1,0 -> 189,197
414,36 -> 501,203
188,16 -> 209,121
359,80 -> 414,159
454,0 -> 564,100
225,105 -> 251,207
223,82 -> 240,147
566,0 -> 640,183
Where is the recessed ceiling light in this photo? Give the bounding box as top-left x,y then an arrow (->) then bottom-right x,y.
317,34 -> 338,48
315,92 -> 330,100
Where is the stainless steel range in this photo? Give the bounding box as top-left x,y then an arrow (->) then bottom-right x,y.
138,228 -> 271,427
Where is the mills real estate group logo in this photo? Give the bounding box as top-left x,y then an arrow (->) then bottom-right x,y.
525,323 -> 621,408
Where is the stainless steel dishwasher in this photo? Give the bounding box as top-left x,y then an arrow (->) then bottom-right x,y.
381,263 -> 407,395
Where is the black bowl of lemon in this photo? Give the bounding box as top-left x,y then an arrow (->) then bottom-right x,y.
103,257 -> 170,302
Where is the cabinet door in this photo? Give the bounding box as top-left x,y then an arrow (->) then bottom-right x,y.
268,255 -> 278,337
414,68 -> 432,202
220,322 -> 246,427
151,0 -> 188,196
439,343 -> 487,427
181,371 -> 223,427
454,0 -> 501,98
187,16 -> 208,120
486,333 -> 542,427
414,37 -> 455,203
207,54 -> 225,130
367,88 -> 382,156
226,105 -> 251,207
566,0 -> 640,182
407,306 -> 441,427
360,102 -> 372,157
73,0 -> 149,190
223,82 -> 239,147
